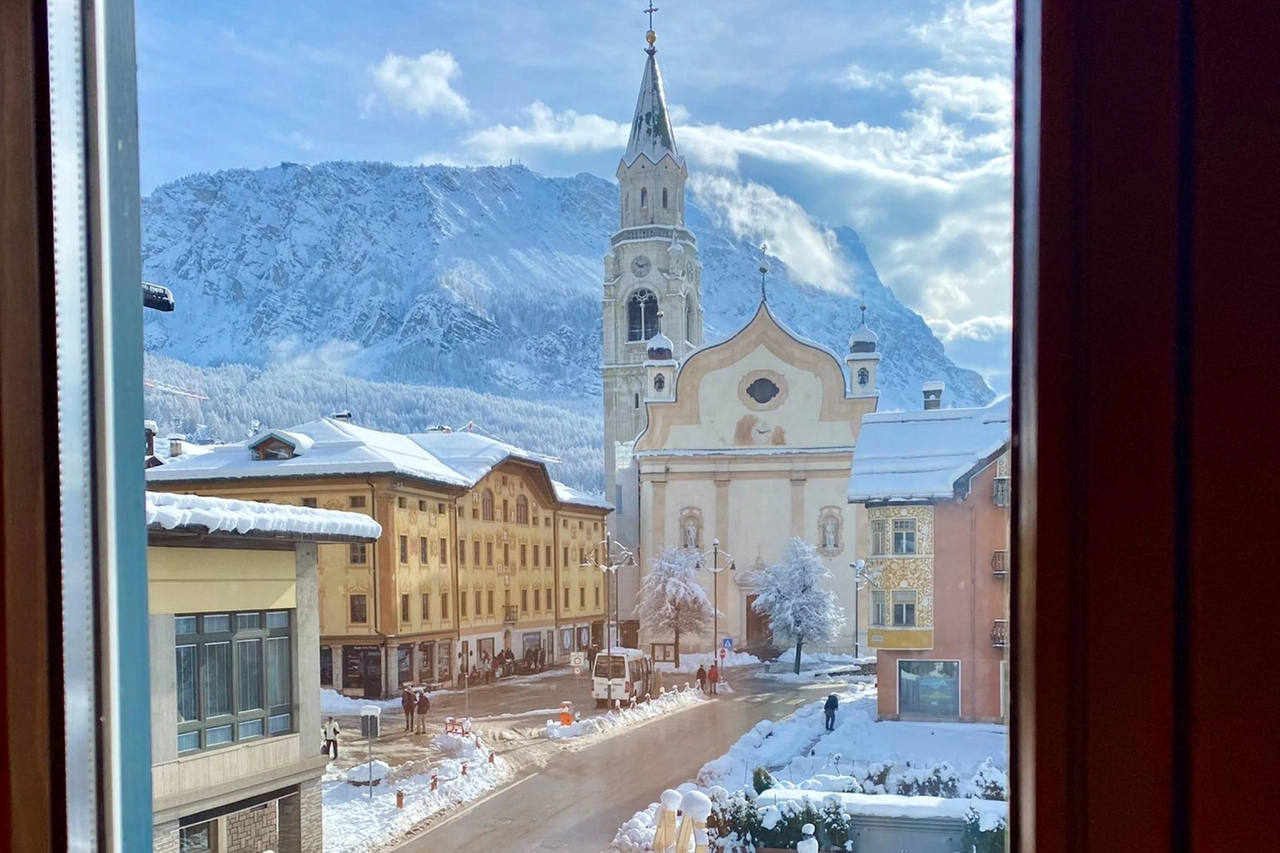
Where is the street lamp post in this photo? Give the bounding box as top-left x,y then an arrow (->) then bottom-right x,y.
851,559 -> 867,659
695,539 -> 735,662
582,533 -> 636,709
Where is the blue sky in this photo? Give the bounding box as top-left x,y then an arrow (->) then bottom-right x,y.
136,0 -> 1013,390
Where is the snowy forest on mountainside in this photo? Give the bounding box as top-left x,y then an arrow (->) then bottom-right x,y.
141,161 -> 996,493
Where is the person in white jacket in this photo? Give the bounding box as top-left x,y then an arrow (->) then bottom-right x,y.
322,716 -> 341,759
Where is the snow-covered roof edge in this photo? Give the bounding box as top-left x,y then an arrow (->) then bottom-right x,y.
553,481 -> 614,512
146,491 -> 382,541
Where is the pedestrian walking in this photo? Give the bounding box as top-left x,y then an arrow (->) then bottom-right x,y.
415,689 -> 431,734
401,684 -> 415,731
708,663 -> 720,695
322,716 -> 341,759
537,645 -> 546,671
823,693 -> 839,731
696,665 -> 707,693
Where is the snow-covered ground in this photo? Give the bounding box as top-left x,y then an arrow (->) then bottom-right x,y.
656,649 -> 761,673
323,732 -> 509,853
611,683 -> 1008,852
320,690 -> 404,716
544,687 -> 706,740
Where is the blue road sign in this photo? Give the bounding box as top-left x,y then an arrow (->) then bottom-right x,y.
722,637 -> 734,650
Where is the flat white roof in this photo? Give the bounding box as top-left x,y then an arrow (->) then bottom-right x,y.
146,491 -> 382,541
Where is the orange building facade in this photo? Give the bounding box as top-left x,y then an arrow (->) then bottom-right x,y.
848,394 -> 1010,722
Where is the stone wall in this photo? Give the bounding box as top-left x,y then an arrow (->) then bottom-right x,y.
153,819 -> 180,853
225,802 -> 277,853
277,777 -> 323,853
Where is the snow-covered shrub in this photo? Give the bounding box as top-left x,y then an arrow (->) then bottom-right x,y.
963,806 -> 1008,853
968,757 -> 1009,801
752,767 -> 777,795
819,797 -> 853,852
894,761 -> 959,798
862,761 -> 894,794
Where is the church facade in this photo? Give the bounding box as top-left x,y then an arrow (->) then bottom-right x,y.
603,26 -> 882,656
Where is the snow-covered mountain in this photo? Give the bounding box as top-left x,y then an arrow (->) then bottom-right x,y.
142,161 -> 993,412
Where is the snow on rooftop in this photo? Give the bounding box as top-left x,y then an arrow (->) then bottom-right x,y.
248,428 -> 315,454
406,430 -> 555,487
922,380 -> 946,392
146,491 -> 381,540
847,397 -> 1011,503
553,480 -> 613,511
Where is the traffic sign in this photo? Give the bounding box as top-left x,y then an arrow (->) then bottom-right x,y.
570,651 -> 586,668
722,637 -> 734,650
573,666 -> 582,676
719,648 -> 727,659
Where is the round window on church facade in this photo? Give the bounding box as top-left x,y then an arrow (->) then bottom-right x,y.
745,377 -> 780,405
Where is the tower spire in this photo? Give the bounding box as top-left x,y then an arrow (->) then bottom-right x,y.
758,243 -> 770,304
644,3 -> 660,54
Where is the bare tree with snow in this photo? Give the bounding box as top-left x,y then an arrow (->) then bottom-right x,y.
753,537 -> 846,673
634,546 -> 719,668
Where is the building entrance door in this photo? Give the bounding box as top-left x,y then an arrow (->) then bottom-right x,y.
745,594 -> 773,646
360,649 -> 382,699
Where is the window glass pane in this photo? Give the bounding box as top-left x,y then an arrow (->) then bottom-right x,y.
204,614 -> 230,633
204,642 -> 231,717
266,611 -> 289,630
234,613 -> 260,631
176,645 -> 198,722
268,713 -> 292,735
205,724 -> 233,746
175,616 -> 197,635
236,639 -> 262,712
238,718 -> 263,739
266,636 -> 290,708
177,731 -> 200,753
179,821 -> 214,852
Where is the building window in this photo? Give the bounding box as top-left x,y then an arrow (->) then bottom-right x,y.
459,539 -> 466,565
482,489 -> 494,521
628,289 -> 660,341
503,544 -> 509,566
521,589 -> 529,612
892,519 -> 918,554
858,367 -> 870,387
993,476 -> 1011,507
422,593 -> 430,621
399,536 -> 408,563
898,661 -> 960,718
438,502 -> 446,514
580,586 -> 586,608
472,508 -> 479,519
397,496 -> 406,509
564,547 -> 569,567
487,590 -> 494,615
534,588 -> 541,611
545,517 -> 551,528
533,545 -> 540,568
441,593 -> 450,620
420,537 -> 428,563
179,821 -> 217,852
175,611 -> 292,754
662,187 -> 668,208
485,542 -> 494,566
871,520 -> 888,556
348,495 -> 366,509
578,547 -> 585,565
419,499 -> 427,511
475,590 -> 482,618
461,592 -> 468,617
564,587 -> 570,609
516,495 -> 529,524
478,541 -> 485,566
640,187 -> 648,208
545,546 -> 552,566
349,595 -> 367,624
546,587 -> 553,612
301,497 -> 317,508
892,590 -> 917,627
520,544 -> 528,567
502,499 -> 508,522
350,543 -> 367,565
870,590 -> 887,627
401,594 -> 410,623
440,538 -> 448,565
595,586 -> 601,607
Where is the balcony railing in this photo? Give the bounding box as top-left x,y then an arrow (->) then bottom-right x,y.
991,619 -> 1010,648
503,605 -> 519,624
991,549 -> 1010,577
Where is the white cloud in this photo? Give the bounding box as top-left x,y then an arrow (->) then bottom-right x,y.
689,175 -> 849,295
459,101 -> 625,161
287,131 -> 314,151
838,63 -> 894,91
364,51 -> 471,120
912,0 -> 1013,70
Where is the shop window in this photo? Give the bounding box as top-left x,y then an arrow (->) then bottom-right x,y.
179,821 -> 217,852
898,660 -> 960,718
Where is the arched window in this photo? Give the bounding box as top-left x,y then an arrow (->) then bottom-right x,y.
640,187 -> 648,208
482,489 -> 494,521
686,304 -> 695,342
662,188 -> 668,209
516,495 -> 529,525
627,289 -> 660,341
634,393 -> 640,409
624,192 -> 629,214
858,367 -> 870,387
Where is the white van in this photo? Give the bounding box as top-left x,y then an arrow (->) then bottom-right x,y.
591,648 -> 653,707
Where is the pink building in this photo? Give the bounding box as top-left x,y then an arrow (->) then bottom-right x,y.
848,391 -> 1011,722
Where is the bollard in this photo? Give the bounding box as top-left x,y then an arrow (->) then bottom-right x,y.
431,774 -> 438,791
461,763 -> 467,776
396,789 -> 405,810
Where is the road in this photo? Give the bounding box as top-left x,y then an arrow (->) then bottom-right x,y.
395,674 -> 823,853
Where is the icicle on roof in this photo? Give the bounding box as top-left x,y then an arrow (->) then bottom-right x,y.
623,33 -> 682,168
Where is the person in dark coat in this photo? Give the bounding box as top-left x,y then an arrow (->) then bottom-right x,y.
696,665 -> 708,693
415,689 -> 431,733
401,685 -> 415,731
824,693 -> 839,731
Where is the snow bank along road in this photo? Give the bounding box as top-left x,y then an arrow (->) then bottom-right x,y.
393,676 -> 837,853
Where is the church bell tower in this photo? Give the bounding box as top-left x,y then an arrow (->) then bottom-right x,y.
601,22 -> 703,513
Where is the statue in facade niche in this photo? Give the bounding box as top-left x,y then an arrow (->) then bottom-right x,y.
684,519 -> 699,549
822,516 -> 839,549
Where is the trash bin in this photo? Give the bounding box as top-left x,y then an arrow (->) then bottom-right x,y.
560,701 -> 575,727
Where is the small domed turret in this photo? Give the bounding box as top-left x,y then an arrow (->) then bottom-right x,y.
646,332 -> 674,361
849,303 -> 878,353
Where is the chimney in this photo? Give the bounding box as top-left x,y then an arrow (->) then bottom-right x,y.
144,420 -> 158,457
331,410 -> 353,423
167,433 -> 186,458
426,424 -> 452,433
923,381 -> 945,410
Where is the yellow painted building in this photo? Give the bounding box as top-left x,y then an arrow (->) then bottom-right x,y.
147,417 -> 611,697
